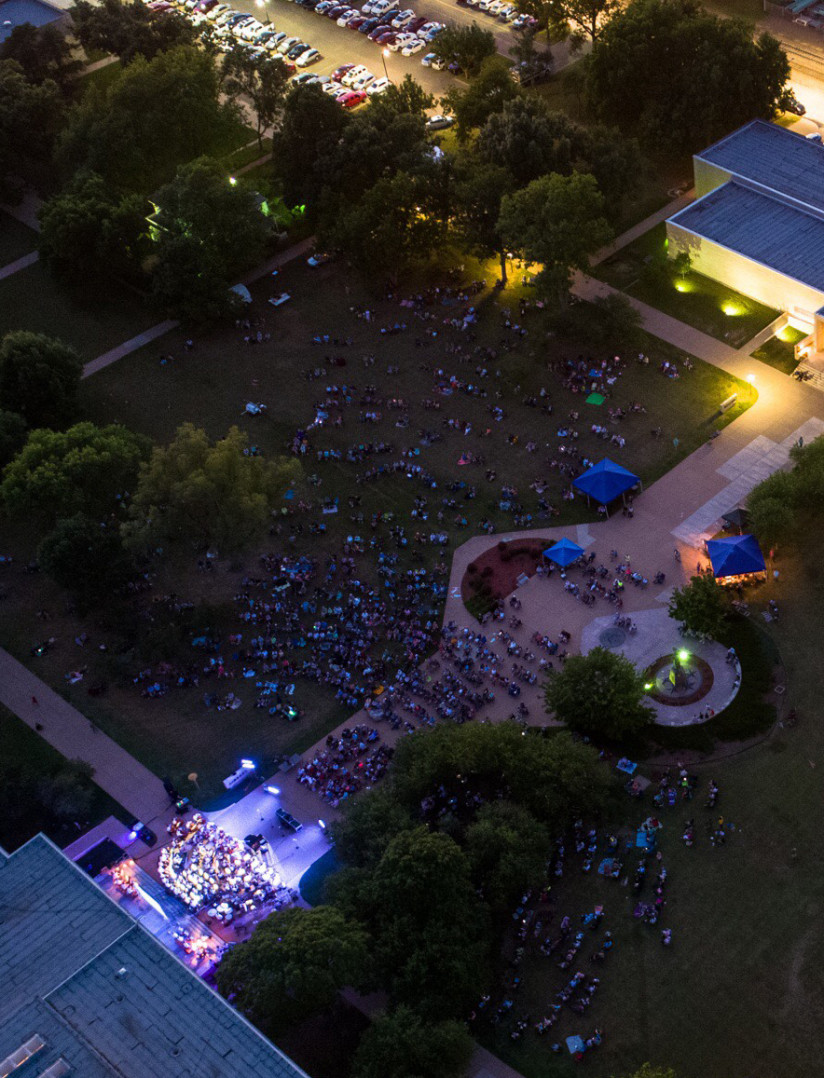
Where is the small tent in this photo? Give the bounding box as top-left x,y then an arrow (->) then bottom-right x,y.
544,537 -> 584,567
573,459 -> 640,504
706,534 -> 766,579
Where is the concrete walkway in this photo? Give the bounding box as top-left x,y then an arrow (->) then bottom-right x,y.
590,188 -> 695,267
0,648 -> 173,828
0,250 -> 38,281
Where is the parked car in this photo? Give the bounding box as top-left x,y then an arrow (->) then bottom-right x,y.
332,61 -> 356,79
323,79 -> 346,93
287,41 -> 311,58
401,37 -> 423,54
426,113 -> 453,130
277,34 -> 301,51
350,69 -> 375,88
358,17 -> 380,31
339,89 -> 367,107
342,63 -> 369,84
296,47 -> 322,65
367,74 -> 391,93
391,7 -> 415,26
307,250 -> 333,265
387,31 -> 416,49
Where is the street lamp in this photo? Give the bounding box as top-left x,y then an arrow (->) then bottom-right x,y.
256,0 -> 271,24
381,47 -> 389,81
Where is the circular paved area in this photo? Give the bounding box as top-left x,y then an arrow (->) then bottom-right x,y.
581,607 -> 741,726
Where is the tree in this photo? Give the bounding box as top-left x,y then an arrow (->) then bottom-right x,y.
0,422 -> 150,526
364,827 -> 491,1018
0,23 -> 81,92
222,46 -> 290,148
0,60 -> 65,201
668,572 -> 729,639
464,801 -> 549,914
544,0 -> 624,47
544,646 -> 653,740
150,157 -> 272,319
126,423 -> 301,552
331,787 -> 414,869
0,410 -> 27,469
39,172 -> 148,281
351,1006 -> 474,1078
272,84 -> 349,208
497,171 -> 612,302
37,759 -> 97,823
452,160 -> 516,283
371,73 -> 434,118
552,291 -> 644,351
585,0 -> 789,154
58,46 -> 239,192
215,905 -> 370,1031
747,467 -> 798,550
476,97 -> 583,187
39,514 -> 135,606
0,331 -> 83,429
323,171 -> 444,283
443,56 -> 520,142
70,0 -> 198,64
431,23 -> 497,76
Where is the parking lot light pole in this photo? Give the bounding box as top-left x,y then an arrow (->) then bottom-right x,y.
256,0 -> 271,24
381,46 -> 389,81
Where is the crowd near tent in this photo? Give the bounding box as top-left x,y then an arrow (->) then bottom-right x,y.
706,534 -> 766,580
573,459 -> 641,505
544,537 -> 584,567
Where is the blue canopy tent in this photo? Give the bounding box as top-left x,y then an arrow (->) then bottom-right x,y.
573,458 -> 641,506
544,537 -> 584,567
706,534 -> 766,579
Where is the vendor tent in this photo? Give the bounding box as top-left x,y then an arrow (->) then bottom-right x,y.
573,458 -> 640,504
544,537 -> 584,566
721,507 -> 749,533
706,534 -> 766,578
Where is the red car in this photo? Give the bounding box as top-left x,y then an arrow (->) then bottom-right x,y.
332,62 -> 356,80
339,89 -> 367,108
406,15 -> 426,31
374,30 -> 396,44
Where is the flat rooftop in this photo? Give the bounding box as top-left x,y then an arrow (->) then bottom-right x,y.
671,180 -> 824,294
697,119 -> 824,213
0,0 -> 64,40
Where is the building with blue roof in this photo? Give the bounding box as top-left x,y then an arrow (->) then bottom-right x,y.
0,0 -> 68,42
667,120 -> 824,347
0,834 -> 311,1078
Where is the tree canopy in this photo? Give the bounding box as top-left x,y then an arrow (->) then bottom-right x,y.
443,55 -> 520,142
39,514 -> 135,606
0,331 -> 83,429
39,172 -> 148,281
464,800 -> 549,914
497,171 -> 612,301
668,571 -> 729,639
430,23 -> 497,76
126,423 -> 301,552
0,421 -> 150,525
221,45 -> 290,148
70,0 -> 199,64
215,905 -> 370,1031
544,646 -> 654,740
150,157 -> 272,319
0,60 -> 65,201
0,23 -> 81,91
272,84 -> 349,209
351,1006 -> 474,1078
584,0 -> 789,153
58,46 -> 239,192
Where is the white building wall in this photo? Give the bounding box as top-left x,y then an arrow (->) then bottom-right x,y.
693,158 -> 732,198
666,221 -> 824,326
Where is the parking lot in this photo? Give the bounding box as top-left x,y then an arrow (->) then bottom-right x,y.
222,0 -> 467,96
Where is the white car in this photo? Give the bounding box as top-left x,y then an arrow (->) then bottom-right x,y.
237,19 -> 264,39
391,7 -> 414,27
497,3 -> 514,16
487,0 -> 506,12
350,70 -> 375,89
401,37 -> 423,54
367,75 -> 391,94
296,47 -> 322,65
336,7 -> 357,24
341,64 -> 369,85
323,79 -> 345,93
388,32 -> 416,50
277,34 -> 300,52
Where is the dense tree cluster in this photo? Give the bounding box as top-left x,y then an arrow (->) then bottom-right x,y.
544,646 -> 654,740
71,0 -> 199,64
669,572 -> 729,640
747,434 -> 824,549
584,0 -> 789,153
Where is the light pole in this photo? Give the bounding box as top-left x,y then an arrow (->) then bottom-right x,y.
256,0 -> 271,24
381,47 -> 389,81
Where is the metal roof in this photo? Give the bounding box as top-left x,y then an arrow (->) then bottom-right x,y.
0,835 -> 309,1078
670,181 -> 824,294
696,119 -> 824,213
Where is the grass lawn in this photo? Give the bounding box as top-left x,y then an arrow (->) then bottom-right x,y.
0,704 -> 129,852
0,259 -> 156,362
593,223 -> 779,347
751,325 -> 806,375
0,255 -> 752,798
477,519 -> 824,1078
78,58 -> 123,96
0,211 -> 38,267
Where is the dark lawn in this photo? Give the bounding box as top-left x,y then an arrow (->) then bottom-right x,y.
0,259 -> 156,362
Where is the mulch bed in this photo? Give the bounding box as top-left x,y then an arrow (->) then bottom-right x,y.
461,539 -> 547,604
